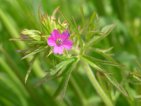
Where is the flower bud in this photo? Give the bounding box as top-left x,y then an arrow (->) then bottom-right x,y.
21,29 -> 41,41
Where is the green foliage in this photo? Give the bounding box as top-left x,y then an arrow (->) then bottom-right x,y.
0,0 -> 141,106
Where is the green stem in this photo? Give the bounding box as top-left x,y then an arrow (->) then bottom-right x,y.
70,76 -> 87,105
84,63 -> 113,106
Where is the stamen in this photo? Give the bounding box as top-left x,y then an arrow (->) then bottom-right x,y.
56,39 -> 62,46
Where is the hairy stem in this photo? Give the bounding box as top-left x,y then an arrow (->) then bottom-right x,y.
84,63 -> 113,106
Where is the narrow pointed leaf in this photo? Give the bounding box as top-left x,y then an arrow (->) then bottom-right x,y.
105,74 -> 129,97
95,24 -> 115,43
54,61 -> 77,98
24,56 -> 36,83
81,56 -> 104,72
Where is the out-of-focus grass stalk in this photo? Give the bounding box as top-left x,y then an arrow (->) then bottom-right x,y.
91,0 -> 106,16
84,63 -> 113,106
0,46 -> 25,86
70,76 -> 87,105
0,9 -> 24,48
0,9 -> 44,78
0,57 -> 28,106
111,0 -> 127,22
0,57 -> 28,97
0,76 -> 28,106
0,47 -> 46,106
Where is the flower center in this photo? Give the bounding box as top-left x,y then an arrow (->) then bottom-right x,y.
56,39 -> 63,46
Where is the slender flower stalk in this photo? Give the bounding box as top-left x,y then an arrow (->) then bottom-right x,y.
84,63 -> 113,106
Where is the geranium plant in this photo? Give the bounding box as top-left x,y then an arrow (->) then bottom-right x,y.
12,9 -> 128,106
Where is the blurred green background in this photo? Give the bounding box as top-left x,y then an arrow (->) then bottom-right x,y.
0,0 -> 141,106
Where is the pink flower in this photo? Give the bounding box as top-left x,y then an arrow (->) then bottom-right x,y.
47,29 -> 73,54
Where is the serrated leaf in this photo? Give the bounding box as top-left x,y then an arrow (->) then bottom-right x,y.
83,24 -> 115,52
94,24 -> 115,44
35,73 -> 54,87
50,58 -> 75,75
134,95 -> 141,100
83,55 -> 120,67
95,47 -> 113,53
24,56 -> 36,84
131,70 -> 141,82
81,56 -> 104,72
133,76 -> 141,82
105,74 -> 128,97
35,58 -> 75,87
81,55 -> 125,97
90,47 -> 116,62
54,61 -> 78,99
101,24 -> 115,34
21,46 -> 47,59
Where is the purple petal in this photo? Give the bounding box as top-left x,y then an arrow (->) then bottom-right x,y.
47,37 -> 56,46
53,46 -> 64,54
62,30 -> 70,36
63,40 -> 73,50
51,29 -> 61,39
61,30 -> 70,40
